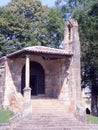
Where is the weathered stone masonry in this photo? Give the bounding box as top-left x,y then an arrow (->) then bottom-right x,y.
0,19 -> 81,113
0,58 -> 6,107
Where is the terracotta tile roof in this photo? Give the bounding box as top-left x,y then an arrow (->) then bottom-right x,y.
24,46 -> 72,55
7,46 -> 73,58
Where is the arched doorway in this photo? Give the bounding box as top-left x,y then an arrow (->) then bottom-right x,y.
21,61 -> 45,96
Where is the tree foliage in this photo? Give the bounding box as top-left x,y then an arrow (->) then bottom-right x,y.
0,8 -> 32,56
0,0 -> 64,57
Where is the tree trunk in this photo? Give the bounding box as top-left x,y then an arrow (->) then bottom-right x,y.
91,67 -> 98,116
91,94 -> 98,116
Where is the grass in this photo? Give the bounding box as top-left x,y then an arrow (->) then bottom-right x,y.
87,114 -> 98,124
0,108 -> 14,123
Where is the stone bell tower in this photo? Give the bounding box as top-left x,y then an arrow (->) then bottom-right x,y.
63,19 -> 81,107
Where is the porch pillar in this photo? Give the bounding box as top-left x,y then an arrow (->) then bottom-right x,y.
25,55 -> 30,89
24,55 -> 31,100
23,55 -> 32,117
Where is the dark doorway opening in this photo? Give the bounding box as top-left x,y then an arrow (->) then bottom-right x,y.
21,61 -> 45,96
86,108 -> 90,114
30,75 -> 37,95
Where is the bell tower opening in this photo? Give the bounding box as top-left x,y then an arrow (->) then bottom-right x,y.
68,24 -> 71,40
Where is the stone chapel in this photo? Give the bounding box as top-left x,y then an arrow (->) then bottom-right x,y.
0,19 -> 81,114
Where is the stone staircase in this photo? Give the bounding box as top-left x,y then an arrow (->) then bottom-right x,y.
13,99 -> 98,130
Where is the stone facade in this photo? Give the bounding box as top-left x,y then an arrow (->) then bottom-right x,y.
0,58 -> 5,107
0,19 -> 81,113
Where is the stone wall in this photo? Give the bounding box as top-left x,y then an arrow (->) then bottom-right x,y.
71,21 -> 81,102
2,54 -> 71,110
0,58 -> 6,107
63,19 -> 81,111
58,58 -> 71,104
3,58 -> 25,110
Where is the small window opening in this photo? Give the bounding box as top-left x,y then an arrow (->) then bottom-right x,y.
68,24 -> 71,40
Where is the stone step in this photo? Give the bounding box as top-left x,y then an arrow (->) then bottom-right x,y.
13,99 -> 98,130
13,126 -> 97,130
14,127 -> 72,130
13,124 -> 98,130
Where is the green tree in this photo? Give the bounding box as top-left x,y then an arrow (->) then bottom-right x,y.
7,0 -> 49,46
46,8 -> 64,48
0,0 -> 64,56
0,8 -> 33,56
7,0 -> 64,48
78,2 -> 98,116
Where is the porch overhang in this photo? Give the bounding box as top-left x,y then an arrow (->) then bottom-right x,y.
7,46 -> 73,59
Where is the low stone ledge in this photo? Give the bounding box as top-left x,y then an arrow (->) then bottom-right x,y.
75,101 -> 86,122
0,123 -> 10,130
22,101 -> 32,117
0,112 -> 22,130
9,112 -> 22,129
9,112 -> 22,123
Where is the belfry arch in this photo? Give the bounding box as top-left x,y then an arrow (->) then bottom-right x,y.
21,61 -> 45,96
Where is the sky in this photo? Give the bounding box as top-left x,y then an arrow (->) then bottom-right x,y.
0,0 -> 56,7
